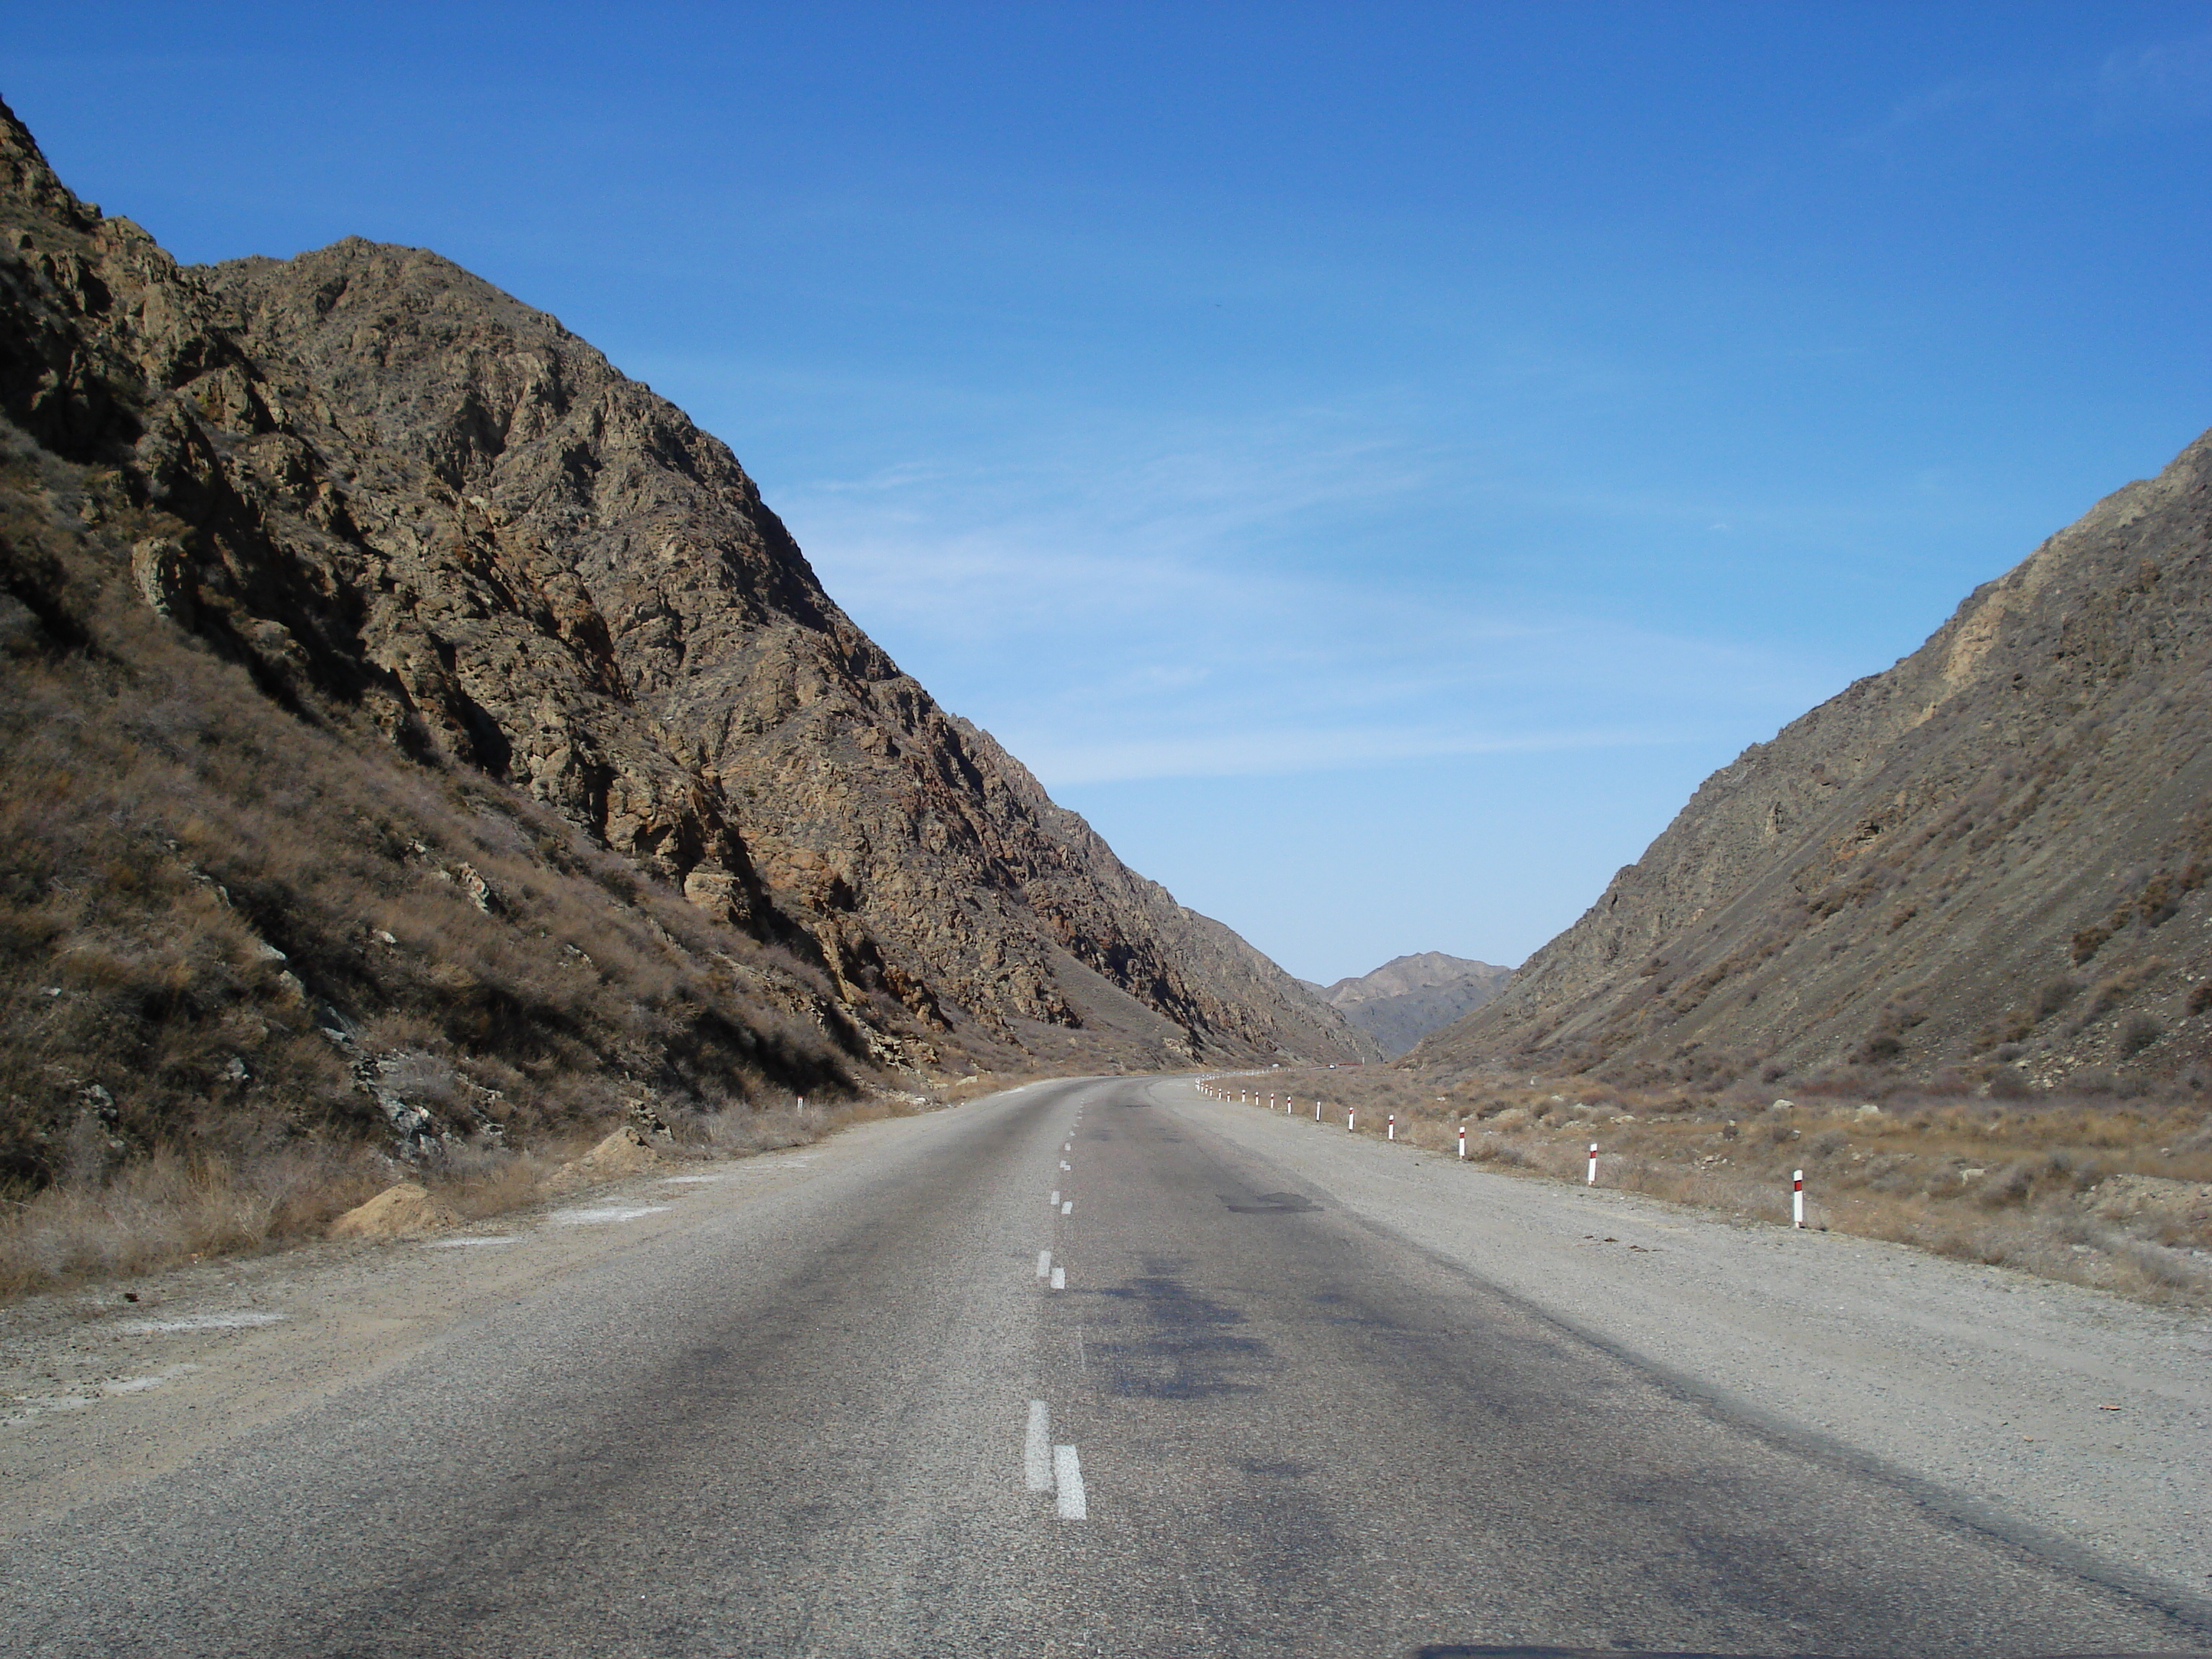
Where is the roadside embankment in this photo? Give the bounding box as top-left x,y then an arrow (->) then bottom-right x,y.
1201,1064 -> 2212,1306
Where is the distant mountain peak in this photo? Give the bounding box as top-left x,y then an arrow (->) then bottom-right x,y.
1316,953 -> 1512,1058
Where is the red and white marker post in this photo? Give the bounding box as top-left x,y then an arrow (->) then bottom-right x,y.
1457,1124 -> 1467,1160
1793,1169 -> 1805,1229
1388,1113 -> 1396,1141
1587,1143 -> 1599,1185
1347,1108 -> 1356,1133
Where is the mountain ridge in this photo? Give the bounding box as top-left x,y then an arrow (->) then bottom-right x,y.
1413,431 -> 2212,1092
0,100 -> 1372,1179
1315,952 -> 1512,1058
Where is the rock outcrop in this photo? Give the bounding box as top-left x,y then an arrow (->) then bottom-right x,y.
1417,428 -> 2212,1091
0,101 -> 1365,1179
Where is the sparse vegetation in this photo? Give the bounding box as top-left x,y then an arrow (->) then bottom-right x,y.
0,428 -> 915,1299
1205,1063 -> 2212,1305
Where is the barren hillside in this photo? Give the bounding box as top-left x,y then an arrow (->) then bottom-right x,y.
1417,429 -> 2212,1094
0,100 -> 1368,1185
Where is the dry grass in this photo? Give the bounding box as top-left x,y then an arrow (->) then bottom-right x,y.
1202,1062 -> 2212,1305
0,1078 -> 956,1300
0,1144 -> 387,1299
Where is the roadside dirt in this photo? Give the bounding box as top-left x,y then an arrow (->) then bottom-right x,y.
0,1123 -> 896,1535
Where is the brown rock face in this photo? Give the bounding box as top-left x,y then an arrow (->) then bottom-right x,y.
0,96 -> 1367,1132
1418,430 -> 2212,1091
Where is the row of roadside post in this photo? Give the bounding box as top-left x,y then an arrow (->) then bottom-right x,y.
1195,1076 -> 1812,1229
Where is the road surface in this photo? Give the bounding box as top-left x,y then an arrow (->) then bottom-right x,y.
1,1076 -> 2203,1657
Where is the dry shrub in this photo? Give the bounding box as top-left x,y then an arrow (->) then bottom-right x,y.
0,1144 -> 388,1298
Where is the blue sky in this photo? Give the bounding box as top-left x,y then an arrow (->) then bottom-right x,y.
9,3 -> 2212,982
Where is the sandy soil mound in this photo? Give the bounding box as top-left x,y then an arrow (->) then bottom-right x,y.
326,1182 -> 458,1241
552,1128 -> 673,1190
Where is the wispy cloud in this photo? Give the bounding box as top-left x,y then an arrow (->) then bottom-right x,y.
774,406 -> 1836,792
1852,28 -> 2212,155
2095,32 -> 2212,127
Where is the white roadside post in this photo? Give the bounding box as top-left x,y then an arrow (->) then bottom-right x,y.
1347,1108 -> 1356,1133
1794,1169 -> 1805,1228
1315,1099 -> 1322,1122
1587,1143 -> 1599,1185
1388,1114 -> 1395,1141
1457,1123 -> 1466,1160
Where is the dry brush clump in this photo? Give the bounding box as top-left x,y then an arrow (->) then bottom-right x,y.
1210,1061 -> 2212,1305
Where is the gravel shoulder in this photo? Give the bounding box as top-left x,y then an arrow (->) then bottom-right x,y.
1166,1081 -> 2212,1612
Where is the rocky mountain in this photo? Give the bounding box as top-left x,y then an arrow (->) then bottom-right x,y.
1313,953 -> 1511,1058
0,102 -> 1367,1180
1415,428 -> 2212,1094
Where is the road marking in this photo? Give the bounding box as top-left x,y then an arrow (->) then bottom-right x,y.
1036,1249 -> 1052,1280
1053,1444 -> 1087,1519
421,1236 -> 519,1249
1050,1190 -> 1059,1205
1064,1143 -> 1071,1151
114,1312 -> 285,1334
1060,1160 -> 1071,1170
659,1174 -> 727,1184
1061,1200 -> 1073,1216
1050,1266 -> 1066,1290
1025,1401 -> 1053,1492
550,1205 -> 670,1226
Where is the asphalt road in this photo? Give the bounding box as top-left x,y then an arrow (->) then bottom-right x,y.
1,1075 -> 2203,1658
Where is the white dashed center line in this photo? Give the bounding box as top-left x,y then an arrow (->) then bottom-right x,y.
1060,1160 -> 1071,1171
1024,1401 -> 1053,1492
1050,1190 -> 1060,1206
421,1236 -> 519,1249
1053,1444 -> 1087,1519
1061,1200 -> 1073,1216
1050,1267 -> 1065,1290
1036,1250 -> 1052,1280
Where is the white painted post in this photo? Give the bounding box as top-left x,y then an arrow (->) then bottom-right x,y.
1315,1099 -> 1322,1121
1457,1124 -> 1466,1160
1587,1143 -> 1598,1185
1793,1169 -> 1805,1228
1348,1108 -> 1355,1133
1388,1114 -> 1395,1141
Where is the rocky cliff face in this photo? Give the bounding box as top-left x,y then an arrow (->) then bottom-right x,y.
1417,430 -> 2212,1092
1315,953 -> 1510,1058
0,102 -> 1364,1174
